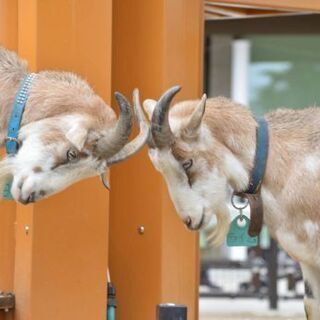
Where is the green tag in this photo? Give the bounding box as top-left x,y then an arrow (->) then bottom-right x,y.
3,180 -> 13,200
227,215 -> 258,247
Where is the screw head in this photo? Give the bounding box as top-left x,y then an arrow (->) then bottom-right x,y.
137,225 -> 145,235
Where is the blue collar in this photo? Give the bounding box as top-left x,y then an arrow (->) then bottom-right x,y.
244,116 -> 269,194
3,73 -> 36,200
5,73 -> 37,155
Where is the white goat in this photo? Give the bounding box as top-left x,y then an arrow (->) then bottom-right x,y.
0,46 -> 148,204
143,86 -> 320,319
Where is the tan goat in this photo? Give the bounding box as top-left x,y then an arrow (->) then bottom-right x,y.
0,46 -> 148,204
143,86 -> 320,319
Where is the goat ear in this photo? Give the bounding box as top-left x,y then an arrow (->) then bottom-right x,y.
66,125 -> 88,151
186,94 -> 207,132
143,99 -> 157,120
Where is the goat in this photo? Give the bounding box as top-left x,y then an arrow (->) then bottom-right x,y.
0,46 -> 148,204
143,86 -> 320,319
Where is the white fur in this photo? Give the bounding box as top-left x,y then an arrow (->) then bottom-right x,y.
224,152 -> 249,191
276,229 -> 320,266
304,154 -> 320,175
0,46 -> 136,204
149,145 -> 230,244
304,220 -> 319,239
6,115 -> 106,203
145,91 -> 320,319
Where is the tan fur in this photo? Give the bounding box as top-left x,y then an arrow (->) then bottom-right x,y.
170,98 -> 320,241
40,127 -> 69,145
172,97 -> 256,172
0,46 -> 138,204
164,96 -> 320,319
0,46 -> 117,146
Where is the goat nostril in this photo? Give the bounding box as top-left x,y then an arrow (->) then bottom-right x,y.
27,192 -> 36,204
184,216 -> 192,227
39,190 -> 46,197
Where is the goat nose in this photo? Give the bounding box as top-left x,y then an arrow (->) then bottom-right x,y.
184,216 -> 192,228
20,192 -> 36,205
28,192 -> 36,203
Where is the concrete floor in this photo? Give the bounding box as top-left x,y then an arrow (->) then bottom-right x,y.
199,298 -> 305,320
202,316 -> 304,320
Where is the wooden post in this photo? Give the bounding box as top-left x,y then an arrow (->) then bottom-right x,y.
12,1 -> 112,319
110,1 -> 204,320
0,2 -> 18,320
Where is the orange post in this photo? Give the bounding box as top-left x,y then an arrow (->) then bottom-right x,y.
12,1 -> 112,320
0,2 -> 18,320
110,1 -> 204,320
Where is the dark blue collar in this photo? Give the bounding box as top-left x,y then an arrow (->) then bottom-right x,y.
5,73 -> 37,155
244,116 -> 269,194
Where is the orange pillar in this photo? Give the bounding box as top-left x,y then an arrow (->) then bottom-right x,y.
0,2 -> 18,320
13,1 -> 112,320
110,1 -> 204,320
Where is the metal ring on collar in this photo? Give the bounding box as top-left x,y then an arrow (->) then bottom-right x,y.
231,192 -> 249,210
5,136 -> 21,148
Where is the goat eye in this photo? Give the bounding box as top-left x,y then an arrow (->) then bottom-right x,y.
66,149 -> 79,162
182,159 -> 193,171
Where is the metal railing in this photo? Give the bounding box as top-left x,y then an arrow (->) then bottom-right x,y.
200,241 -> 303,308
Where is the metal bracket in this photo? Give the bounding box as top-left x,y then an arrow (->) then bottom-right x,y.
0,292 -> 15,312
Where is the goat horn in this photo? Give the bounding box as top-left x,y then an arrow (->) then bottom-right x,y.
151,85 -> 181,149
187,94 -> 207,132
105,88 -> 150,167
96,92 -> 133,159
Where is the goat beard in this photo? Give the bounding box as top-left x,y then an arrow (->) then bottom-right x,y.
207,205 -> 231,246
0,158 -> 13,198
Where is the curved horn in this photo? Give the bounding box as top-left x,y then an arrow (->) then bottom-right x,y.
151,85 -> 181,149
105,88 -> 150,167
96,92 -> 133,159
186,94 -> 207,132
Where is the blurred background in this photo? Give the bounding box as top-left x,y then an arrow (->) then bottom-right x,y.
1,2 -> 319,320
200,3 -> 320,319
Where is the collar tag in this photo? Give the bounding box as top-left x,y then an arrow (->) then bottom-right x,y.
227,215 -> 258,247
3,181 -> 13,200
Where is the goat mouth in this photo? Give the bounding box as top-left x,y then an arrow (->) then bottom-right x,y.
19,192 -> 36,205
187,213 -> 205,231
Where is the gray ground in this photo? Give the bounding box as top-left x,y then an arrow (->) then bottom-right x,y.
200,298 -> 305,320
202,317 -> 304,320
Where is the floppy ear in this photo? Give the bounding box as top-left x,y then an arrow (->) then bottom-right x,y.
186,94 -> 207,132
66,125 -> 88,150
143,99 -> 157,120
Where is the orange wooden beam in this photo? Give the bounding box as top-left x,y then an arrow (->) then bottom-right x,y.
0,2 -> 18,320
13,1 -> 112,320
0,0 -> 18,50
110,1 -> 203,320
